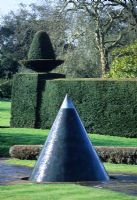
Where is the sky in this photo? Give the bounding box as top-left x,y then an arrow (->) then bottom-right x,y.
0,0 -> 43,16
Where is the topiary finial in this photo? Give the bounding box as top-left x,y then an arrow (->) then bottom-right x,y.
28,30 -> 56,60
20,30 -> 64,72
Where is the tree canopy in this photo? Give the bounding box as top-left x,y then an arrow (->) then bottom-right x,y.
108,40 -> 137,78
0,1 -> 137,78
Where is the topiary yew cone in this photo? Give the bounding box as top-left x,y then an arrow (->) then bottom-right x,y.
21,30 -> 64,72
28,31 -> 56,60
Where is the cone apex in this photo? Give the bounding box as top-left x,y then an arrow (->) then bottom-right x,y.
61,94 -> 75,109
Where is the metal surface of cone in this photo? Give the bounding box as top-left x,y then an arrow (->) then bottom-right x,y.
29,95 -> 109,182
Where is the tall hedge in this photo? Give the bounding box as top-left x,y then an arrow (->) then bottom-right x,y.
11,76 -> 137,137
40,79 -> 137,138
11,74 -> 38,127
10,73 -> 65,128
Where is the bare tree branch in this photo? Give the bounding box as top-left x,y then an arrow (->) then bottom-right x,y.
107,32 -> 123,51
61,0 -> 128,75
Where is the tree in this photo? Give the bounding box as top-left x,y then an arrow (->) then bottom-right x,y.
57,26 -> 101,77
107,40 -> 137,78
107,0 -> 137,28
1,1 -> 136,78
0,55 -> 18,78
60,0 -> 128,76
0,3 -> 67,78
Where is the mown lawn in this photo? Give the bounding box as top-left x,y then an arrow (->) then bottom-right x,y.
1,127 -> 137,157
0,183 -> 136,200
0,101 -> 11,126
0,100 -> 137,156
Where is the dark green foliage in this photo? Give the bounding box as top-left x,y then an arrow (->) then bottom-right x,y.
0,80 -> 12,98
0,146 -> 10,157
28,30 -> 56,60
21,59 -> 64,73
9,145 -> 137,164
40,79 -> 137,138
11,73 -> 65,128
21,30 -> 64,73
10,74 -> 38,128
0,55 -> 19,79
11,76 -> 137,137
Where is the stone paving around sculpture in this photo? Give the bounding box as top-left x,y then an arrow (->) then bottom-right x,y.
0,159 -> 32,185
0,159 -> 137,197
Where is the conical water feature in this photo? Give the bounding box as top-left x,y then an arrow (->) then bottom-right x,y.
29,95 -> 109,182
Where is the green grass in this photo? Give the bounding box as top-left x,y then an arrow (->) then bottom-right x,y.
0,101 -> 11,126
105,163 -> 137,174
0,100 -> 137,157
90,134 -> 137,147
6,158 -> 137,175
0,102 -> 137,199
1,127 -> 137,157
0,128 -> 47,156
0,183 -> 135,200
6,158 -> 36,167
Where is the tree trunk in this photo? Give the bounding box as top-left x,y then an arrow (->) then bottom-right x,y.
95,26 -> 109,77
100,49 -> 109,77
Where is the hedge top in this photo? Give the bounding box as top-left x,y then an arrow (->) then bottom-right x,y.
21,30 -> 64,72
12,74 -> 137,81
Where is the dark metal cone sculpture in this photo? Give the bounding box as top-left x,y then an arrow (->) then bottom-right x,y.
29,95 -> 109,182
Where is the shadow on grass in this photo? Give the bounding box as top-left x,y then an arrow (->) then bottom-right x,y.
0,126 -> 10,128
0,108 -> 10,111
0,132 -> 47,157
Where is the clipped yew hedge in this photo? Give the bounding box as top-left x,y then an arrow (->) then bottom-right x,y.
9,145 -> 137,164
11,74 -> 38,128
10,73 -> 65,128
41,79 -> 137,138
11,76 -> 137,137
